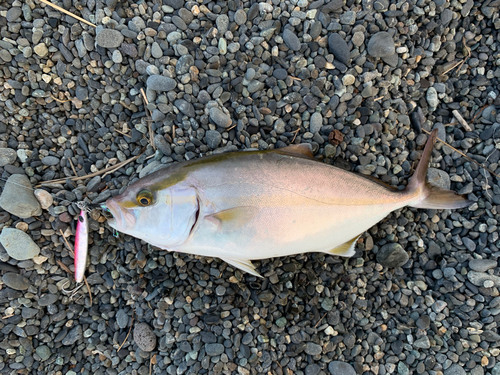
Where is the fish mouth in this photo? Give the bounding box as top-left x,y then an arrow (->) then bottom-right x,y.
105,199 -> 135,231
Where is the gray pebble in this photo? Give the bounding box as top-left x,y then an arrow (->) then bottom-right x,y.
6,7 -> 22,22
328,33 -> 350,64
310,112 -> 323,133
38,294 -> 58,306
305,342 -> 322,356
62,325 -> 82,345
2,272 -> 30,291
283,29 -> 301,51
175,99 -> 195,117
147,75 -> 177,92
0,228 -> 40,260
133,323 -> 156,352
235,9 -> 247,25
116,309 -> 129,329
95,29 -> 124,48
328,361 -> 356,375
376,243 -> 409,268
427,168 -> 450,190
35,345 -> 51,361
205,343 -> 225,356
209,107 -> 232,128
176,54 -> 194,75
0,148 -> 17,166
205,130 -> 222,149
469,259 -> 497,272
0,174 -> 42,218
367,31 -> 395,58
444,364 -> 466,375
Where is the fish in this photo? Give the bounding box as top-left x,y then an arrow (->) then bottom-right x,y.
74,209 -> 88,283
105,129 -> 471,277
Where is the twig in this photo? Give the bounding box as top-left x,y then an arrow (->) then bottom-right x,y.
59,229 -> 74,255
57,260 -> 73,274
440,60 -> 462,76
39,150 -> 144,186
38,0 -> 96,27
314,312 -> 328,328
115,128 -> 131,138
422,128 -> 500,179
140,88 -> 156,151
452,110 -> 472,132
455,37 -> 471,76
374,96 -> 384,102
50,94 -> 71,103
149,354 -> 157,375
117,312 -> 135,351
291,127 -> 300,143
83,275 -> 93,306
68,158 -> 78,176
470,104 -> 489,124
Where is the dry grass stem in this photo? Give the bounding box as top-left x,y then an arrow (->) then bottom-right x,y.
56,260 -> 73,274
59,229 -> 74,255
38,0 -> 96,27
140,88 -> 156,151
68,158 -> 78,176
83,275 -> 93,305
452,110 -> 472,132
115,128 -> 131,138
39,151 -> 144,186
117,312 -> 135,351
440,60 -> 462,76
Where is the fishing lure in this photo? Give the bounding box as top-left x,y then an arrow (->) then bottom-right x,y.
74,202 -> 89,283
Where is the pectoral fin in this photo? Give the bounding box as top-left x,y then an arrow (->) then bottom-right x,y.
221,257 -> 263,278
205,207 -> 259,230
324,235 -> 361,257
274,144 -> 314,159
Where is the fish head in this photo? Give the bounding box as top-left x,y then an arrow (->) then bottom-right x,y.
105,176 -> 199,247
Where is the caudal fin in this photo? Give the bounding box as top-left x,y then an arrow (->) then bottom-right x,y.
407,129 -> 472,209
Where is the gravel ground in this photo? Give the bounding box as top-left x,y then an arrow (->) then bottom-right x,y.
1,0 -> 500,374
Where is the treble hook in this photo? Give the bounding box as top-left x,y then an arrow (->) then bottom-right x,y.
61,280 -> 84,300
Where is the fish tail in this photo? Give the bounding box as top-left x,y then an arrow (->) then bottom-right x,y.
406,129 -> 471,209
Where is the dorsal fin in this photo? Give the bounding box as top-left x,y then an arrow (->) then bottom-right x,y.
274,144 -> 314,160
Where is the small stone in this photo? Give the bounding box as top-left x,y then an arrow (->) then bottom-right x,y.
328,361 -> 356,375
328,33 -> 350,64
176,54 -> 194,75
468,271 -> 500,288
146,75 -> 177,91
209,107 -> 232,128
2,273 -> 30,291
38,294 -> 58,306
0,228 -> 40,260
0,174 -> 42,218
151,42 -> 163,58
96,29 -> 124,48
235,9 -> 247,25
367,32 -> 395,58
34,189 -> 53,210
216,14 -> 229,34
416,316 -> 430,329
0,148 -> 17,166
283,28 -> 301,51
469,259 -> 497,272
133,323 -> 156,352
305,364 -> 321,375
305,342 -> 322,356
413,336 -> 431,349
42,156 -> 59,166
273,69 -> 288,80
34,43 -> 48,57
376,243 -> 409,268
310,112 -> 323,133
174,99 -> 195,117
6,7 -> 22,22
444,364 -> 466,375
128,16 -> 146,32
205,343 -> 225,356
116,309 -> 129,329
62,325 -> 82,345
426,87 -> 439,108
427,168 -> 450,190
17,150 -> 32,163
35,345 -> 51,361
205,130 -> 222,149
276,317 -> 287,328
342,74 -> 355,85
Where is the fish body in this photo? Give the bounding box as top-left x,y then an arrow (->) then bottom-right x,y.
74,209 -> 88,282
106,130 -> 470,277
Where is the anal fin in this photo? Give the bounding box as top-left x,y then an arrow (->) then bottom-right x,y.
221,257 -> 263,278
324,235 -> 361,257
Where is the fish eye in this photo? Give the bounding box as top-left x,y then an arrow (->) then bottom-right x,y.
136,190 -> 153,206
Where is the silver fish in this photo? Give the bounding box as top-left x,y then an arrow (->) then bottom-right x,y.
105,130 -> 470,277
